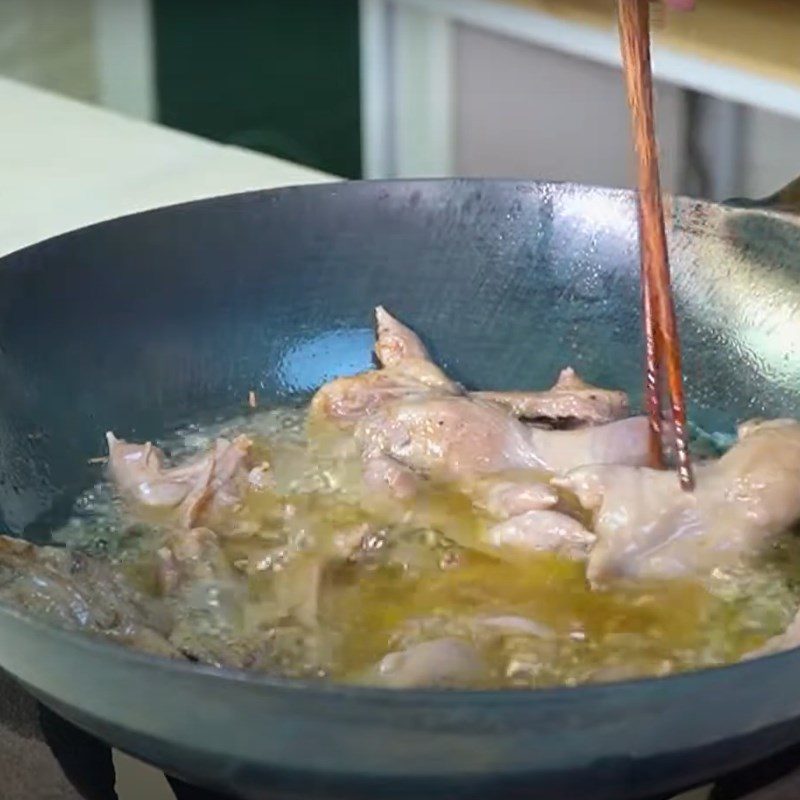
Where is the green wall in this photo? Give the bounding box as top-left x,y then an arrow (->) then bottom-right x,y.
154,0 -> 361,178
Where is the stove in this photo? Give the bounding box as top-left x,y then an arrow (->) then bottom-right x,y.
154,748 -> 800,800
655,742 -> 800,800
31,702 -> 800,800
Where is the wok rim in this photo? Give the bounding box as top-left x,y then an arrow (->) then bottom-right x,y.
2,176 -> 799,709
1,175 -> 798,265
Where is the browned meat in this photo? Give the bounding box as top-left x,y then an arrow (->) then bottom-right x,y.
556,419 -> 800,584
475,367 -> 629,426
0,535 -> 178,658
106,432 -> 254,527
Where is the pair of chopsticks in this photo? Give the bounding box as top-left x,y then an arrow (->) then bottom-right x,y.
617,0 -> 694,491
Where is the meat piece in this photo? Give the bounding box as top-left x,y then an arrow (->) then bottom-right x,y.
177,436 -> 254,526
314,310 -> 643,481
475,367 -> 629,426
248,461 -> 273,491
313,310 -> 636,455
0,535 -> 177,658
744,609 -> 800,660
485,510 -> 595,560
313,307 -> 646,568
556,419 -> 800,584
330,523 -> 375,559
106,432 -> 253,527
356,396 -> 650,481
362,454 -> 419,500
355,397 -> 542,480
155,527 -> 233,595
365,638 -> 486,688
464,475 -> 558,518
309,365 -> 456,429
106,434 -> 186,506
473,615 -> 555,639
309,307 -> 459,430
374,305 -> 431,367
528,416 -> 651,474
155,527 -> 273,668
272,556 -> 326,629
157,529 -> 334,669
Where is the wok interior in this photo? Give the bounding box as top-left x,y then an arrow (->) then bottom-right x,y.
3,181 -> 800,799
0,180 -> 799,541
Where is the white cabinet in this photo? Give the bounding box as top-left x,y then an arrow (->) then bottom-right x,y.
453,24 -> 685,192
361,0 -> 800,201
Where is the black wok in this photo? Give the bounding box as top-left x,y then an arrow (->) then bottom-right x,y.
1,179 -> 800,800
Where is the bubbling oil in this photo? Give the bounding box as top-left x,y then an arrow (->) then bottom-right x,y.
55,405 -> 800,688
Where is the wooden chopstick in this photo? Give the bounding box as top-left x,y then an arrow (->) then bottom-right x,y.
617,0 -> 694,491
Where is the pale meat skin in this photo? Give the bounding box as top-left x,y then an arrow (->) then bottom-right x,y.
355,397 -> 543,481
311,308 -> 630,431
312,309 -> 648,563
309,364 -> 457,429
486,509 -> 596,561
361,454 -> 420,500
475,367 -> 629,426
528,416 -> 651,475
464,475 -> 559,518
309,307 -> 459,430
376,308 -> 631,428
374,304 -> 432,367
461,473 -> 594,560
308,308 -> 650,563
106,432 -> 254,528
364,637 -> 486,688
556,419 -> 800,585
355,397 -> 650,481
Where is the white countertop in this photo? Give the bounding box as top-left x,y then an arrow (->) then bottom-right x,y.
0,77 -> 337,800
0,77 -> 336,257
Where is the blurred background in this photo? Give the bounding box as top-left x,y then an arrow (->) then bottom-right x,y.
1,0 -> 799,201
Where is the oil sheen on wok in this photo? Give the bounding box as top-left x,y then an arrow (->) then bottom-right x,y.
4,307 -> 800,690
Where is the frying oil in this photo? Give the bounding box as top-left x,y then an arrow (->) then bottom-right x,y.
54,406 -> 800,688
